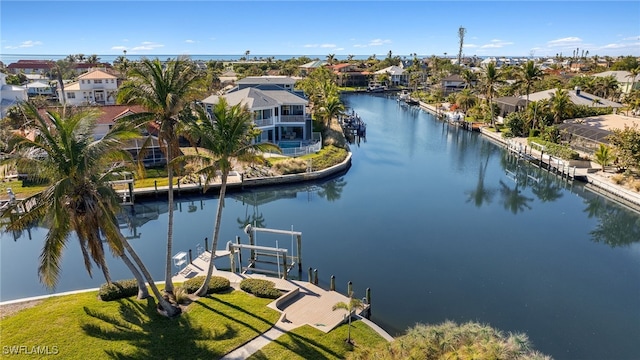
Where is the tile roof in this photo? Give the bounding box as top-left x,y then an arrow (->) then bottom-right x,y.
36,104 -> 146,125
78,69 -> 117,80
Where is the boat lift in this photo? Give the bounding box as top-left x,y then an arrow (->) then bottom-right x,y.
226,225 -> 303,280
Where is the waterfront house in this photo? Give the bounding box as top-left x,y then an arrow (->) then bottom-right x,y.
202,76 -> 316,149
375,66 -> 408,87
441,74 -> 466,95
57,69 -> 118,106
35,104 -> 165,167
0,72 -> 28,118
328,63 -> 370,87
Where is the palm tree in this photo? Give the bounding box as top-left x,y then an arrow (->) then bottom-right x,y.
626,67 -> 640,93
594,144 -> 615,172
117,57 -> 204,294
455,89 -> 477,114
518,60 -> 544,107
1,103 -> 177,315
181,99 -> 280,296
326,53 -> 335,65
548,88 -> 572,124
460,68 -> 477,90
332,291 -> 365,344
481,62 -> 502,127
318,95 -> 345,126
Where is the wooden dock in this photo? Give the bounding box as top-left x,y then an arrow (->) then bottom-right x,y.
171,250 -> 370,333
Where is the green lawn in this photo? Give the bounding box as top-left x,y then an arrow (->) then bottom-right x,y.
0,180 -> 48,200
249,322 -> 388,360
1,290 -> 280,359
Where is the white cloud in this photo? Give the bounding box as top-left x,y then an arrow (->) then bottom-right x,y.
480,39 -> 513,49
369,39 -> 391,46
111,46 -> 127,51
353,44 -> 367,48
463,44 -> 478,48
131,41 -> 165,51
185,39 -> 196,44
18,40 -> 43,48
602,43 -> 627,49
623,36 -> 640,41
547,37 -> 582,47
304,44 -> 319,48
320,44 -> 336,48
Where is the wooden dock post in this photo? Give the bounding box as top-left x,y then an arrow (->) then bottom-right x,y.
347,281 -> 353,296
204,237 -> 209,252
308,267 -> 313,283
313,269 -> 318,285
188,249 -> 193,264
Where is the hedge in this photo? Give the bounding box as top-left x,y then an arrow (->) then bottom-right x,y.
239,278 -> 281,299
99,279 -> 139,301
183,275 -> 231,294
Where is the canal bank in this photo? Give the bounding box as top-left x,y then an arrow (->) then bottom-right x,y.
418,100 -> 640,213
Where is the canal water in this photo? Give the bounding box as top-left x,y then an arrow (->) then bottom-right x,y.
2,93 -> 639,359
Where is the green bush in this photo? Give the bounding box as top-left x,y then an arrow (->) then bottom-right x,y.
98,279 -> 139,301
240,278 -> 281,299
528,137 -> 580,160
183,275 -> 231,294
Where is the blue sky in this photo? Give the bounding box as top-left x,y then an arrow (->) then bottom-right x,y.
1,1 -> 639,58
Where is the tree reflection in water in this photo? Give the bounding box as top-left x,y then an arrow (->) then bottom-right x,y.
584,197 -> 640,247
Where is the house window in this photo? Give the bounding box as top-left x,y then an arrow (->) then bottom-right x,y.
81,80 -> 85,84
67,92 -> 76,99
94,79 -> 102,84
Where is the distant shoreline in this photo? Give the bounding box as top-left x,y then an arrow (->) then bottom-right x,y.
1,54 -> 535,64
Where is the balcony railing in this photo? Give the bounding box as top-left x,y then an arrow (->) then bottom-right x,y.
280,115 -> 306,123
254,118 -> 274,127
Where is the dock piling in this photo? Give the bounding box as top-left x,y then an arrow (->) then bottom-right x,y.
330,275 -> 335,291
313,269 -> 318,285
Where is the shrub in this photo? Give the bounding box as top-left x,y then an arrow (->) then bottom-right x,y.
173,286 -> 191,304
240,278 -> 281,299
631,180 -> 640,192
99,279 -> 138,301
611,174 -> 626,184
183,275 -> 231,294
272,158 -> 307,174
528,137 -> 580,160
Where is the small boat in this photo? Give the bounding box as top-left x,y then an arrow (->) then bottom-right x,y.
367,82 -> 387,92
398,90 -> 410,101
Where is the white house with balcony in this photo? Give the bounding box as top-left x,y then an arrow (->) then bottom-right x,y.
57,69 -> 118,106
375,65 -> 408,86
202,87 -> 313,144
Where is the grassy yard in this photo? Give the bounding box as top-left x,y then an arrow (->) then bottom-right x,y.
249,322 -> 388,360
0,180 -> 48,201
0,290 -> 280,359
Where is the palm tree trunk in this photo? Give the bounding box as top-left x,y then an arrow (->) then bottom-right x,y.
196,172 -> 228,296
120,234 -> 179,316
119,252 -> 149,299
165,142 -> 175,294
100,261 -> 112,285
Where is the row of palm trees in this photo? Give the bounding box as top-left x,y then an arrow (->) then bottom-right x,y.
2,57 -> 278,316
